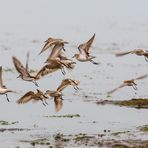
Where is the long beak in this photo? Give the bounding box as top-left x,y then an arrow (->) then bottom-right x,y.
17,75 -> 21,78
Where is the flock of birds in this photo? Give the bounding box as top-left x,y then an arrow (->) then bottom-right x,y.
0,33 -> 148,111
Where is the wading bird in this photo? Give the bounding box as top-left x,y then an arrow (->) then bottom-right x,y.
12,54 -> 39,87
45,78 -> 79,111
72,34 -> 99,65
0,66 -> 16,102
17,89 -> 48,106
39,37 -> 68,54
115,48 -> 148,62
107,74 -> 147,94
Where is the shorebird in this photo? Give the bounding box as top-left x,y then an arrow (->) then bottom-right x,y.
72,34 -> 99,65
107,74 -> 147,94
45,45 -> 76,69
45,78 -> 79,111
17,89 -> 48,106
39,37 -> 68,54
12,54 -> 39,87
0,66 -> 16,102
56,78 -> 79,92
35,59 -> 67,80
115,48 -> 148,62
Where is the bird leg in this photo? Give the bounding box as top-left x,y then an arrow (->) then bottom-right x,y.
41,99 -> 46,106
132,84 -> 138,90
5,94 -> 10,102
90,60 -> 99,65
44,99 -> 48,105
61,68 -> 66,75
145,56 -> 148,62
74,86 -> 79,91
32,80 -> 39,87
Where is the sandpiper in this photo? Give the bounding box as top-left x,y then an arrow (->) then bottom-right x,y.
72,34 -> 99,65
107,74 -> 147,94
45,46 -> 76,69
57,78 -> 79,92
35,59 -> 66,80
12,55 -> 39,87
115,48 -> 148,62
39,37 -> 68,54
0,66 -> 16,102
17,89 -> 48,106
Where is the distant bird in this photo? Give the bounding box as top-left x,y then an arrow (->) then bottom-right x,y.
0,66 -> 16,102
107,74 -> 147,94
12,54 -> 39,87
72,34 -> 99,65
39,37 -> 68,54
17,89 -> 48,106
115,49 -> 148,62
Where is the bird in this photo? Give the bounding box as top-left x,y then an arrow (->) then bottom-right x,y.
107,74 -> 147,94
39,37 -> 68,54
17,89 -> 48,106
0,66 -> 16,102
45,78 -> 79,112
12,55 -> 39,87
115,48 -> 148,62
56,78 -> 79,92
35,59 -> 67,80
44,44 -> 76,69
72,34 -> 99,65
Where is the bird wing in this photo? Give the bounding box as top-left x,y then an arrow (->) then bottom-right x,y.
54,96 -> 63,112
107,83 -> 126,94
0,66 -> 4,87
48,43 -> 64,59
35,63 -> 60,80
26,52 -> 30,72
17,91 -> 34,104
12,56 -> 29,77
58,50 -> 69,60
133,74 -> 148,81
115,51 -> 132,57
57,79 -> 69,92
78,34 -> 95,55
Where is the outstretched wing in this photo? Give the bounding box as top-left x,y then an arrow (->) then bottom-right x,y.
133,74 -> 148,81
78,34 -> 95,55
115,51 -> 132,57
107,83 -> 126,94
47,43 -> 64,59
17,91 -> 34,104
0,66 -> 4,87
35,62 -> 60,80
54,96 -> 63,112
12,56 -> 29,76
57,79 -> 69,92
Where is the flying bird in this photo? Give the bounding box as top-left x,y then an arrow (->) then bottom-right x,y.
115,49 -> 148,62
107,74 -> 147,94
0,66 -> 16,102
17,89 -> 48,106
12,54 -> 39,87
72,34 -> 99,65
39,37 -> 68,54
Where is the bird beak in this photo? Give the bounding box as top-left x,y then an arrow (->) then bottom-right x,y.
17,75 -> 21,78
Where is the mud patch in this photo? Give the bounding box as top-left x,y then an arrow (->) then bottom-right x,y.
44,114 -> 80,118
96,98 -> 148,109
